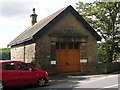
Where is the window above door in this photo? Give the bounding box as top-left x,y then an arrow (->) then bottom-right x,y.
56,42 -> 80,49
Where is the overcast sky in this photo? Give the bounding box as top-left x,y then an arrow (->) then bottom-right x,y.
0,0 -> 95,48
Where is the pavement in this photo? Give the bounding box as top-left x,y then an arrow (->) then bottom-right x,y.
49,71 -> 120,86
46,72 -> 120,89
49,72 -> 110,84
49,71 -> 110,78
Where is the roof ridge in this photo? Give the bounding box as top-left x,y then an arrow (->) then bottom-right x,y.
36,7 -> 67,25
8,6 -> 68,47
25,6 -> 67,32
8,5 -> 101,47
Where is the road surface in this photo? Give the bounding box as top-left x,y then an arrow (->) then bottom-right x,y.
45,74 -> 120,89
10,74 -> 120,90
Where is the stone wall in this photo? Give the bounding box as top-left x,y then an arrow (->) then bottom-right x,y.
11,45 -> 25,61
98,62 -> 120,73
35,12 -> 98,73
11,43 -> 35,63
49,12 -> 98,63
81,62 -> 120,74
80,63 -> 98,74
35,34 -> 52,72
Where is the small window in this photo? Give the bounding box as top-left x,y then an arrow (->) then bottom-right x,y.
74,42 -> 79,49
17,63 -> 33,71
56,42 -> 66,49
60,42 -> 66,49
2,62 -> 15,70
56,42 -> 59,49
68,43 -> 73,49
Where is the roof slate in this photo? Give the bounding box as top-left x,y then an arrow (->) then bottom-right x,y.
8,5 -> 101,47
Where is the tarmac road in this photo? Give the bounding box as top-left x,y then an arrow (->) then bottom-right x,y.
8,73 -> 120,90
22,73 -> 119,90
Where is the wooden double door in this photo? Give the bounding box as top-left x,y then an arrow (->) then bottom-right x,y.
56,48 -> 80,73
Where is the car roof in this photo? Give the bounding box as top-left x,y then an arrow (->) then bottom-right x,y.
0,60 -> 24,63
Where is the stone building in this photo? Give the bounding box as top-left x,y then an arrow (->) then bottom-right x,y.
8,5 -> 101,74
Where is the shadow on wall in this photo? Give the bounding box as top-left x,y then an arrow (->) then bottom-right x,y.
28,60 -> 41,69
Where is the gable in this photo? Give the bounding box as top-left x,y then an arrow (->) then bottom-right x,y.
8,5 -> 101,47
62,6 -> 101,41
47,12 -> 97,40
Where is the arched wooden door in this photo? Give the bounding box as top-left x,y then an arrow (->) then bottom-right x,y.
56,42 -> 80,73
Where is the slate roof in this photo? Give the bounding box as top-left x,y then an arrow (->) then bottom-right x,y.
8,5 -> 101,47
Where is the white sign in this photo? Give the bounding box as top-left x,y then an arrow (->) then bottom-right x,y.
80,59 -> 87,63
51,61 -> 56,65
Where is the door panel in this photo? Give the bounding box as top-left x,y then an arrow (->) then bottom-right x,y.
16,63 -> 37,85
56,49 -> 80,73
2,62 -> 19,87
17,71 -> 37,85
2,71 -> 19,86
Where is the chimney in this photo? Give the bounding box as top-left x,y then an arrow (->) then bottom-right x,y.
30,8 -> 37,26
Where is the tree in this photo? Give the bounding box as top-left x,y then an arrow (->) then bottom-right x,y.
76,2 -> 120,63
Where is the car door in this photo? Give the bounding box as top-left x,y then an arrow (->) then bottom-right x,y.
2,62 -> 19,87
16,62 -> 37,85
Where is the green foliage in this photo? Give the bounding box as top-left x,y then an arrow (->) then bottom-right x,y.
1,48 -> 10,53
0,48 -> 11,60
76,2 -> 120,63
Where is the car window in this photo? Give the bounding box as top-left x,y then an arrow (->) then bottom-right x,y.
17,63 -> 33,71
2,62 -> 15,70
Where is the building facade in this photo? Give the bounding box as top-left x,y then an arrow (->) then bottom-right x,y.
8,6 -> 101,74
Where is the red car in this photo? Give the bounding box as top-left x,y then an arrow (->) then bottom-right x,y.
0,60 -> 49,89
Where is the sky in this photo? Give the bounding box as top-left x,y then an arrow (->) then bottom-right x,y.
0,0 -> 95,48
